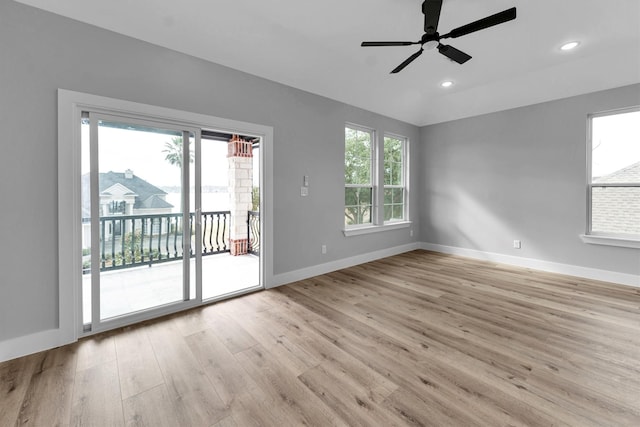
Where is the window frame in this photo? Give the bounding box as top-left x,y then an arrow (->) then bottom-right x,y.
582,106 -> 640,249
343,124 -> 411,236
344,124 -> 375,228
383,133 -> 408,223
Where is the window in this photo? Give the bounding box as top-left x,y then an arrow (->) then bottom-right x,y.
345,126 -> 373,226
344,124 -> 410,234
587,108 -> 640,242
384,135 -> 406,222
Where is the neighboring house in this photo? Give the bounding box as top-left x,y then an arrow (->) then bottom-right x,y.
592,161 -> 640,235
81,170 -> 174,247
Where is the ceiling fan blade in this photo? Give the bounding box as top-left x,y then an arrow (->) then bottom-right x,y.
422,0 -> 443,35
361,41 -> 418,47
437,44 -> 472,64
390,49 -> 424,74
442,7 -> 516,39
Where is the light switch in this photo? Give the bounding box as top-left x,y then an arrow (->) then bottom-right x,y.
303,175 -> 309,187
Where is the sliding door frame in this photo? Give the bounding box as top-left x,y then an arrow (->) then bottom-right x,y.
59,89 -> 274,340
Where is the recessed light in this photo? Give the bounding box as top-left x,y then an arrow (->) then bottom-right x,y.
560,41 -> 580,51
441,80 -> 454,88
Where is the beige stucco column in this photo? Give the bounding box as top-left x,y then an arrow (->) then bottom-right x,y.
227,135 -> 253,255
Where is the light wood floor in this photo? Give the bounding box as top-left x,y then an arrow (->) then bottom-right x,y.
2,250 -> 639,426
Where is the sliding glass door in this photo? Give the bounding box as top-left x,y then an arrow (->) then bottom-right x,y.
82,113 -> 197,330
80,112 -> 262,333
200,135 -> 261,300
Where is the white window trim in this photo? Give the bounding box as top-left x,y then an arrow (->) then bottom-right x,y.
584,106 -> 640,249
343,126 -> 411,236
344,220 -> 412,237
580,234 -> 640,249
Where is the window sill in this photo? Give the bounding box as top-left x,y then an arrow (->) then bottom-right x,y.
343,221 -> 412,237
580,234 -> 640,249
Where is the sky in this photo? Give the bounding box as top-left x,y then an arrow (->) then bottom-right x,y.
591,110 -> 640,178
81,122 -> 259,188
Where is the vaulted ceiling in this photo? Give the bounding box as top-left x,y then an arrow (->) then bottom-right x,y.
15,0 -> 640,126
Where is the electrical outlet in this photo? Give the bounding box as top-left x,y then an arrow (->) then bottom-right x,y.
301,187 -> 308,197
410,229 -> 414,237
513,240 -> 521,249
321,245 -> 327,254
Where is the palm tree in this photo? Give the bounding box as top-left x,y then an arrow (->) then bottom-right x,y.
162,136 -> 194,168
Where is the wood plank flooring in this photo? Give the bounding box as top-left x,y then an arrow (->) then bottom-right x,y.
2,250 -> 639,426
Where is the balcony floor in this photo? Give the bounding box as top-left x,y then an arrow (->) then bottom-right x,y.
83,253 -> 260,322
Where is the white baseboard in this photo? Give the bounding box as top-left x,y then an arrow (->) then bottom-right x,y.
270,242 -> 421,288
421,242 -> 640,288
0,328 -> 75,363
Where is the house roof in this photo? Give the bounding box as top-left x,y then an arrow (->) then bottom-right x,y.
591,161 -> 640,235
594,161 -> 640,183
81,171 -> 173,217
98,171 -> 169,209
139,194 -> 174,210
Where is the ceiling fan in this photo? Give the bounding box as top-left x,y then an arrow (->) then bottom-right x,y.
361,1 -> 516,73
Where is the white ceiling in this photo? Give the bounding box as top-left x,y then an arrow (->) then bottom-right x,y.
15,0 -> 640,126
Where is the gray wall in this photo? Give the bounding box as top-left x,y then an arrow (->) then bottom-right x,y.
420,84 -> 640,275
0,1 -> 420,341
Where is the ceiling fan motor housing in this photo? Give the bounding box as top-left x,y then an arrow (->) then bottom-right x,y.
422,33 -> 440,50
